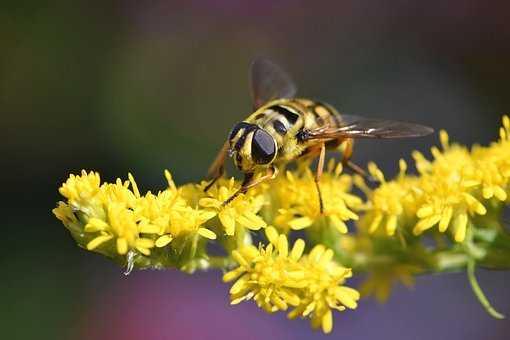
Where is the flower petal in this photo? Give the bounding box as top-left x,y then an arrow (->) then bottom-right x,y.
87,234 -> 113,250
155,234 -> 173,247
453,213 -> 468,242
116,237 -> 128,254
219,210 -> 236,235
198,227 -> 217,239
290,239 -> 305,260
288,216 -> 313,230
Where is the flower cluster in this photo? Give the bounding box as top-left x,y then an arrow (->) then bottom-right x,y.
355,159 -> 419,236
53,116 -> 510,333
53,171 -> 267,271
55,171 -> 159,256
358,117 -> 510,243
262,160 -> 362,234
198,178 -> 266,236
223,227 -> 359,333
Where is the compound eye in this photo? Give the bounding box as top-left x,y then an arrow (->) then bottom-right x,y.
251,129 -> 276,164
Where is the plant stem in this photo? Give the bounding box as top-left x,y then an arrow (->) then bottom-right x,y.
467,259 -> 505,319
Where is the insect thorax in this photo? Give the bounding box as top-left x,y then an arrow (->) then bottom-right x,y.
245,98 -> 341,163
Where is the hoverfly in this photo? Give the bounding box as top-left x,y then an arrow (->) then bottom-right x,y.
206,58 -> 433,212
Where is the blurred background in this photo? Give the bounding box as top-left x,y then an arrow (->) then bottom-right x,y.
2,1 -> 510,339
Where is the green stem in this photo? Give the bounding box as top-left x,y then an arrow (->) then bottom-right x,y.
467,259 -> 505,319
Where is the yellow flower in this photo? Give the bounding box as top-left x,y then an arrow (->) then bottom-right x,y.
224,227 -> 359,334
288,244 -> 359,334
360,127 -> 508,242
59,170 -> 101,203
266,161 -> 361,234
413,130 -> 475,177
223,230 -> 306,312
58,170 -> 104,216
413,182 -> 483,242
131,171 -> 217,247
55,171 -> 185,257
470,116 -> 510,201
199,178 -> 266,236
412,132 -> 487,242
53,115 -> 510,325
97,179 -> 138,211
54,169 -> 223,264
161,206 -> 217,246
147,173 -> 219,246
84,202 -> 155,255
357,160 -> 419,236
80,173 -> 157,255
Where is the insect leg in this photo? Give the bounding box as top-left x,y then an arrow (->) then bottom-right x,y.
340,138 -> 370,179
205,140 -> 230,192
204,175 -> 221,192
223,166 -> 278,206
315,142 -> 326,214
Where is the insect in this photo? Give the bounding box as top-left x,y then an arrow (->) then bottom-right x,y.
206,58 -> 433,212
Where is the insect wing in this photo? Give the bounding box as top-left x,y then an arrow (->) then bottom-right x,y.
305,114 -> 433,140
250,57 -> 297,109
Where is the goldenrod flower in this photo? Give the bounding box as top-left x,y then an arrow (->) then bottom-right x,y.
133,172 -> 217,248
471,116 -> 510,201
356,160 -> 419,236
84,202 -> 155,255
53,115 -> 510,328
224,227 -> 359,334
360,126 -> 509,242
288,244 -> 360,334
58,170 -> 105,217
54,170 -> 217,259
163,206 -> 217,242
136,193 -> 217,248
223,229 -> 306,312
199,178 -> 266,236
265,161 -> 361,234
59,170 -> 101,203
412,131 -> 487,242
55,172 -> 157,255
413,130 -> 474,177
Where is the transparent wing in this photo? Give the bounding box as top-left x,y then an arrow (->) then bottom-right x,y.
304,114 -> 434,140
250,57 -> 297,109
